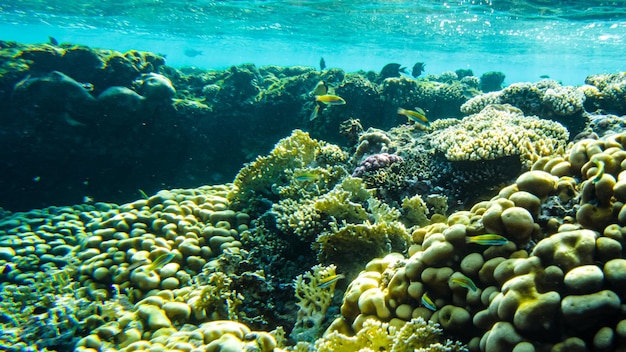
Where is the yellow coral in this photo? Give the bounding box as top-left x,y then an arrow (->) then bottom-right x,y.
315,317 -> 466,352
291,264 -> 341,343
430,104 -> 568,166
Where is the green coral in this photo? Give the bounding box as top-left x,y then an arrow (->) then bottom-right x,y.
316,221 -> 411,275
229,129 -> 349,215
315,318 -> 467,352
401,194 -> 430,227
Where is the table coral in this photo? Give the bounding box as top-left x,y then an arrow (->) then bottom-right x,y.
460,79 -> 588,135
430,104 -> 569,167
585,72 -> 626,115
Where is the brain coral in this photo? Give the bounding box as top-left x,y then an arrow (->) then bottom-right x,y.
77,184 -> 249,300
430,104 -> 568,167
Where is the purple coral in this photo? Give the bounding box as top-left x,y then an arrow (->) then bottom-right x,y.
352,153 -> 404,177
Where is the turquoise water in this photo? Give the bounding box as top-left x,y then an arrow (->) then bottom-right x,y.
1,0 -> 625,85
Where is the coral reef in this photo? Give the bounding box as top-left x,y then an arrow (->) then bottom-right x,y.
320,130 -> 626,351
8,39 -> 626,352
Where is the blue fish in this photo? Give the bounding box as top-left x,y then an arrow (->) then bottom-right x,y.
421,292 -> 436,311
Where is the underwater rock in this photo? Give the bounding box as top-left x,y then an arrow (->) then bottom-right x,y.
12,70 -> 96,120
96,86 -> 146,122
132,72 -> 175,101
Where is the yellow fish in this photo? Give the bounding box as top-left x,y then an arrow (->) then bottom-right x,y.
397,107 -> 430,127
128,253 -> 176,272
315,94 -> 346,105
466,234 -> 509,246
294,171 -> 320,182
450,274 -> 478,292
318,274 -> 345,289
311,80 -> 328,96
421,292 -> 436,311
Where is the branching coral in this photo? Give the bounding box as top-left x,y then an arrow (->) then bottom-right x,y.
186,271 -> 243,321
291,264 -> 342,343
315,317 -> 467,352
0,266 -> 95,350
430,104 -> 569,167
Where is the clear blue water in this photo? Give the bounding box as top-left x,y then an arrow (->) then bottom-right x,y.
1,1 -> 625,85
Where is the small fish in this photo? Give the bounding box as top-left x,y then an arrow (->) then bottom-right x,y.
294,171 -> 320,182
379,63 -> 407,80
315,94 -> 346,105
539,74 -> 550,79
309,105 -> 321,121
318,273 -> 345,289
450,274 -> 478,292
138,189 -> 149,199
183,48 -> 203,57
466,234 -> 510,246
82,82 -> 94,92
320,57 -> 326,71
128,253 -> 176,273
421,292 -> 436,311
412,62 -> 426,78
49,36 -> 58,45
592,160 -> 605,184
83,195 -> 94,203
311,80 -> 328,96
397,107 -> 430,127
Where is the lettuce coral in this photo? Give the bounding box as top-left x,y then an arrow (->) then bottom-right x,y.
229,129 -> 348,215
